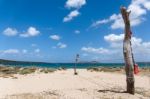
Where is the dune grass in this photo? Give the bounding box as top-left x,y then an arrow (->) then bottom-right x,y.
18,67 -> 37,75
87,67 -> 124,73
87,66 -> 150,76
0,66 -> 56,78
40,68 -> 56,73
5,92 -> 59,99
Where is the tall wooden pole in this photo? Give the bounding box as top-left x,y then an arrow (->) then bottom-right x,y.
74,54 -> 79,75
121,7 -> 135,94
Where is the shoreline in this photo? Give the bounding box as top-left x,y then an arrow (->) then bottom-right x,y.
1,61 -> 150,69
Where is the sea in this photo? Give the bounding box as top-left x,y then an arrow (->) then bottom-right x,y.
1,62 -> 150,69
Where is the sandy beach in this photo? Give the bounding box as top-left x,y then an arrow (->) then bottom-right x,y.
0,69 -> 149,99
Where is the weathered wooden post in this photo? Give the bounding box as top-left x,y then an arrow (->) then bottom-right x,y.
121,7 -> 135,94
74,54 -> 79,75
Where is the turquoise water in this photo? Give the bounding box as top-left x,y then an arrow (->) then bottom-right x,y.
1,62 -> 150,68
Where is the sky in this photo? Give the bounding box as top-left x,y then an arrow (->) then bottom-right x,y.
0,0 -> 150,63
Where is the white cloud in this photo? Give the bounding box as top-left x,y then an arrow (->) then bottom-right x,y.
65,0 -> 86,9
0,48 -> 44,57
104,33 -> 124,43
104,33 -> 150,55
22,49 -> 28,54
57,42 -> 67,48
31,44 -> 37,47
104,33 -> 124,48
3,27 -> 18,36
2,49 -> 20,54
91,0 -> 150,29
110,14 -> 124,29
81,47 -> 110,54
20,27 -> 40,37
50,35 -> 60,40
63,0 -> 86,22
63,10 -> 80,22
91,19 -> 110,27
91,14 -> 124,29
144,2 -> 150,10
74,30 -> 80,34
34,48 -> 40,53
81,33 -> 150,62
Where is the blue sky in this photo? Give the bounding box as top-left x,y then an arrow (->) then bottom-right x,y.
0,0 -> 150,63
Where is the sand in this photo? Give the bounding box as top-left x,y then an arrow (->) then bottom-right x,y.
0,69 -> 150,99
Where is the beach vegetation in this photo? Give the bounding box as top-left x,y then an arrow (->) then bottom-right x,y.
40,68 -> 56,73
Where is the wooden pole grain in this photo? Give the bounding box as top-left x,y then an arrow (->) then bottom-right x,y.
121,7 -> 135,94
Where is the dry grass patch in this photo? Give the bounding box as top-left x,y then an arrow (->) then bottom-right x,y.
40,68 -> 56,73
87,67 -> 125,73
6,91 -> 59,99
0,66 -> 56,78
